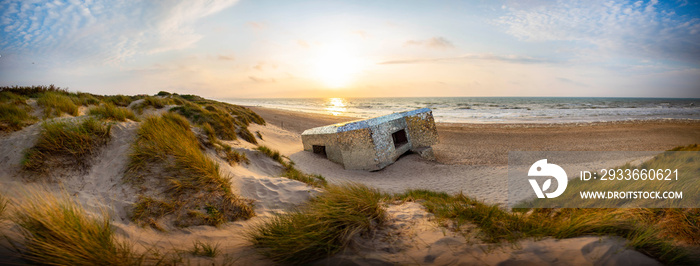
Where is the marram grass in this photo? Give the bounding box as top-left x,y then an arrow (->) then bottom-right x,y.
89,103 -> 137,122
127,113 -> 254,228
0,102 -> 36,132
22,118 -> 111,174
249,183 -> 385,265
10,191 -> 147,265
256,145 -> 327,187
37,91 -> 79,118
0,193 -> 7,220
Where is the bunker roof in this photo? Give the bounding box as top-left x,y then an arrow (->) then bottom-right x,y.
301,108 -> 432,135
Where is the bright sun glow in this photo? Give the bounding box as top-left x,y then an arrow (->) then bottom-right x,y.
313,45 -> 364,88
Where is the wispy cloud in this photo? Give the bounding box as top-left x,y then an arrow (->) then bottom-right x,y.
247,21 -> 267,30
0,0 -> 240,65
352,30 -> 368,39
498,0 -> 700,63
297,40 -> 310,48
404,37 -> 454,49
217,55 -> 235,61
378,53 -> 553,65
252,61 -> 278,71
248,76 -> 276,83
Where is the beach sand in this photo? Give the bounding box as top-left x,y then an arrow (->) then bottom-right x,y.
249,106 -> 700,204
250,106 -> 700,165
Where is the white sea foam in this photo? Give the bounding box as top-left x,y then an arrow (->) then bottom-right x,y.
223,97 -> 700,123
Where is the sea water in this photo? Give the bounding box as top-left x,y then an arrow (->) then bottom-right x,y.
222,97 -> 700,123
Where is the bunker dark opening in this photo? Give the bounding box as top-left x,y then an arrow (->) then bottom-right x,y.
312,145 -> 327,158
392,129 -> 408,148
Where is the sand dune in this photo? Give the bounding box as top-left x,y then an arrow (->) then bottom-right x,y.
2,104 -> 695,265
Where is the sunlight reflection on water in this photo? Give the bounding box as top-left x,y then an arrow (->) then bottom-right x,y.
325,98 -> 346,116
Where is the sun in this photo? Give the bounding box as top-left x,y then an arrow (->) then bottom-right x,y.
312,45 -> 363,88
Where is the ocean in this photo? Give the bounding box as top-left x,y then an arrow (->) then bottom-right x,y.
222,97 -> 700,123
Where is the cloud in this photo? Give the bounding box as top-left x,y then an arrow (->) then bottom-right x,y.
557,77 -> 589,87
247,21 -> 266,30
252,61 -> 277,71
248,76 -> 276,83
217,55 -> 234,61
0,0 -> 240,65
352,30 -> 368,39
498,0 -> 700,63
297,40 -> 310,48
378,53 -> 553,65
404,37 -> 454,49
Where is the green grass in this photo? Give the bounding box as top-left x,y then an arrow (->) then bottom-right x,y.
103,94 -> 138,107
22,119 -> 111,174
89,103 -> 137,122
71,92 -> 100,106
142,96 -> 170,109
127,113 -> 254,228
256,146 -> 282,163
131,96 -> 173,114
520,144 -> 700,208
170,103 -> 239,141
169,98 -> 264,144
249,183 -> 385,265
0,91 -> 28,104
393,191 -> 693,264
190,241 -> 219,257
393,146 -> 700,265
0,85 -> 67,97
0,102 -> 36,132
216,143 -> 249,165
256,146 -> 327,187
10,191 -> 146,265
37,91 -> 79,118
255,131 -> 263,140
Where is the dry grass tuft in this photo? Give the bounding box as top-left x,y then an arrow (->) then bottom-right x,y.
0,102 -> 36,132
103,94 -> 138,107
127,113 -> 254,229
190,241 -> 219,258
256,145 -> 327,187
249,183 -> 385,264
22,118 -> 111,174
89,103 -> 137,122
0,193 -> 8,220
37,91 -> 79,118
10,191 -> 147,265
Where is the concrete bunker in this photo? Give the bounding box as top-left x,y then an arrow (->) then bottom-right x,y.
301,108 -> 439,171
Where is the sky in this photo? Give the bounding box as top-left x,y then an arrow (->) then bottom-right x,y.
1,0 -> 699,98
